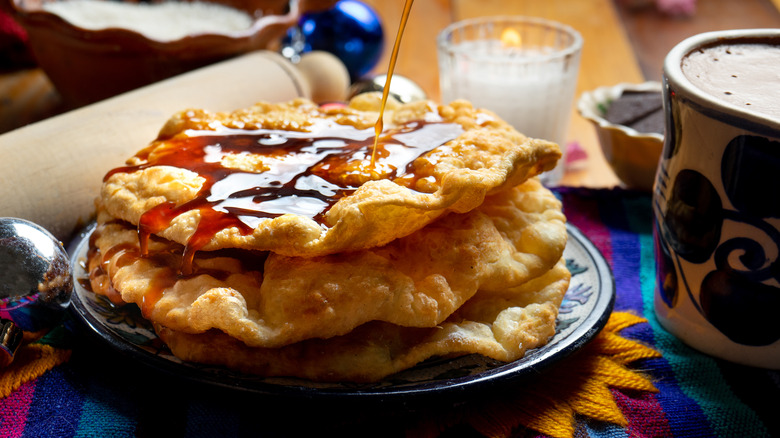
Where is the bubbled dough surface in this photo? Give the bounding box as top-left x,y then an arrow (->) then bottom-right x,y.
156,259 -> 570,383
89,179 -> 567,351
99,94 -> 561,257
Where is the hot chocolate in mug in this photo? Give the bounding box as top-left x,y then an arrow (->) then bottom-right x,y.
653,29 -> 780,368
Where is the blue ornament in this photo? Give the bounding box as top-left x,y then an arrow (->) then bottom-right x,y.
289,0 -> 384,81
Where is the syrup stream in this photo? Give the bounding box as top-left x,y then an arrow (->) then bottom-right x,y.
371,0 -> 415,168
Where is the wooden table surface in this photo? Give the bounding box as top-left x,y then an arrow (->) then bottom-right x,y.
2,0 -> 779,189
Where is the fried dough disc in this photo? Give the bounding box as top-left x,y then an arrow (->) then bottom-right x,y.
156,258 -> 570,382
88,179 -> 566,349
99,95 -> 560,257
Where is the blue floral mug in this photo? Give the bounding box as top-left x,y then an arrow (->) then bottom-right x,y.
654,29 -> 780,368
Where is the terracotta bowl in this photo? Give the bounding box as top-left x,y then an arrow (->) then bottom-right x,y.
2,0 -> 320,105
577,81 -> 664,192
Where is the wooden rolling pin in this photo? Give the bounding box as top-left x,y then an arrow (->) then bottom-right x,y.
0,50 -> 349,242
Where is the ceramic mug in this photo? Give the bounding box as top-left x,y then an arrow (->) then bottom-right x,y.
653,29 -> 780,368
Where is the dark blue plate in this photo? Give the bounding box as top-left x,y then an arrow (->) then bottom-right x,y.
68,223 -> 614,406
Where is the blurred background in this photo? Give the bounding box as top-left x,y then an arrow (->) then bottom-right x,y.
2,0 -> 779,186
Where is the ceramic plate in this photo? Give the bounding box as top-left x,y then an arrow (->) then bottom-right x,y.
67,223 -> 614,405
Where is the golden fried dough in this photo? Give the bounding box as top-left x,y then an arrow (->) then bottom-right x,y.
88,180 -> 566,349
477,179 -> 568,292
99,96 -> 561,257
155,259 -> 570,382
87,93 -> 571,383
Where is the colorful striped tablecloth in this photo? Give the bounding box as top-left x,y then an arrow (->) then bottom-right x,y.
1,187 -> 778,437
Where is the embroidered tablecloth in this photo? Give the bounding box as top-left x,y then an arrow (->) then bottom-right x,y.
1,187 -> 778,437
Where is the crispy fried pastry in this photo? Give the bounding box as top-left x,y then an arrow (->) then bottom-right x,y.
155,259 -> 570,382
88,95 -> 570,382
89,179 -> 566,349
99,96 -> 561,258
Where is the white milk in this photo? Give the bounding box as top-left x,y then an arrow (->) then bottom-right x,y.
42,0 -> 254,42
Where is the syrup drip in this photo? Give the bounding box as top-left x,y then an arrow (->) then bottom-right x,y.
371,0 -> 415,167
105,117 -> 462,274
87,220 -> 271,314
93,0 -> 425,309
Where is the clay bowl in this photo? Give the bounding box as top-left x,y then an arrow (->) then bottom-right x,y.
577,81 -> 664,192
2,0 -> 321,105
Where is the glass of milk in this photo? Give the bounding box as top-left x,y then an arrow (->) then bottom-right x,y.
437,16 -> 583,186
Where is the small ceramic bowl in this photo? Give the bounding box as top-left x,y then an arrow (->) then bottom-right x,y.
577,81 -> 664,191
2,0 -> 317,105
